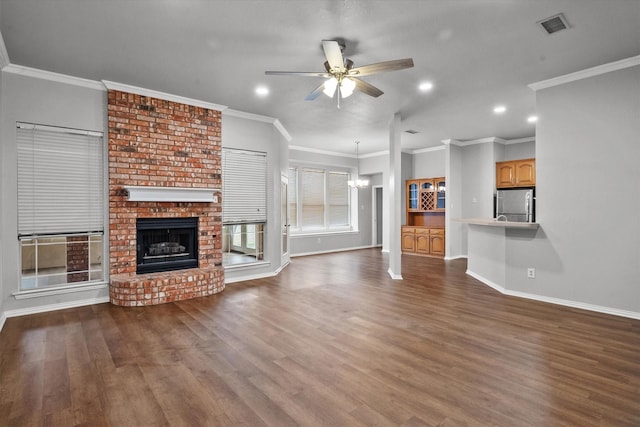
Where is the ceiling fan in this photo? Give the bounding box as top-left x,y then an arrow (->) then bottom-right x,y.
265,40 -> 414,106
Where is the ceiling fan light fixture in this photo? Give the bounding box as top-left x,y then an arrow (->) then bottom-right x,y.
323,77 -> 338,97
340,77 -> 356,98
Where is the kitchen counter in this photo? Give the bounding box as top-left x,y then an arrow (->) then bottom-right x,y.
456,218 -> 539,229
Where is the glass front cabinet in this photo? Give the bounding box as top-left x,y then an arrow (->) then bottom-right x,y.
403,177 -> 446,257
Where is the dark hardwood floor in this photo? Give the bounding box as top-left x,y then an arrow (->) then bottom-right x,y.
1,249 -> 639,426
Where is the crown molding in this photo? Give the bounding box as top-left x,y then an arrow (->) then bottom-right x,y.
0,30 -> 10,70
441,139 -> 461,145
360,150 -> 390,159
4,64 -> 105,90
289,145 -> 355,158
223,108 -> 272,122
443,137 -> 507,147
223,109 -> 292,142
289,146 -> 418,159
102,80 -> 227,111
273,119 -> 292,142
411,145 -> 446,154
443,136 -> 534,147
529,55 -> 640,91
504,136 -> 535,145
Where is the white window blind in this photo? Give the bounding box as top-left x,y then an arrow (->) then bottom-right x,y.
287,167 -> 298,229
301,168 -> 325,228
17,123 -> 104,236
222,148 -> 267,223
328,172 -> 349,227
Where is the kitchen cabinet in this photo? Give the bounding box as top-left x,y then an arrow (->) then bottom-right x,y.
403,176 -> 446,257
429,229 -> 445,256
401,226 -> 445,257
401,227 -> 416,252
406,177 -> 446,215
496,158 -> 536,188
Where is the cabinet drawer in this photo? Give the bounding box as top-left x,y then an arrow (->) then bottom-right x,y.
401,226 -> 416,234
415,228 -> 430,235
429,228 -> 444,235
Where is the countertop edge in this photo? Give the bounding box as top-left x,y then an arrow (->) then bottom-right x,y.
455,218 -> 540,229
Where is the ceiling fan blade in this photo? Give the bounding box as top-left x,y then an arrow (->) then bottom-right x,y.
305,82 -> 327,101
265,71 -> 332,77
352,78 -> 384,97
349,58 -> 414,77
322,40 -> 345,73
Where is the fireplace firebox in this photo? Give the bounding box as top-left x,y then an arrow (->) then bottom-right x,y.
136,218 -> 198,274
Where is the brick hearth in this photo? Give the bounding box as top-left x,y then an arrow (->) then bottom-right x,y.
107,90 -> 224,306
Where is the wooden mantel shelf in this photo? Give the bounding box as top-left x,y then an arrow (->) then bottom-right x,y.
456,218 -> 540,229
124,186 -> 220,203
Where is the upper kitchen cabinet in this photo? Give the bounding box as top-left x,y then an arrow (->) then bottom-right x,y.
405,177 -> 446,226
496,158 -> 536,188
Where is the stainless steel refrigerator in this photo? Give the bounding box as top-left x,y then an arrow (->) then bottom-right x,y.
495,188 -> 535,222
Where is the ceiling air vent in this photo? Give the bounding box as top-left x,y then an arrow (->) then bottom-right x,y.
537,13 -> 570,35
404,129 -> 420,135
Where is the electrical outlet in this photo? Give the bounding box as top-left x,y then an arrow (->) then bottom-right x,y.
527,268 -> 536,279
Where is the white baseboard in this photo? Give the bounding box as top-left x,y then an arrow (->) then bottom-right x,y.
2,296 -> 111,329
466,269 -> 640,320
224,261 -> 290,284
445,254 -> 468,261
290,245 -> 375,258
387,268 -> 403,280
0,311 -> 6,333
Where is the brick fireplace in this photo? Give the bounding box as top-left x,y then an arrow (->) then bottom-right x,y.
107,90 -> 224,306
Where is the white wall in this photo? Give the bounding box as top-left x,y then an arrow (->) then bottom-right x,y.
221,113 -> 289,281
0,69 -> 5,328
504,141 -> 535,161
504,64 -> 640,316
0,70 -> 109,317
412,147 -> 445,177
461,143 -> 495,219
445,143 -> 464,259
360,153 -> 389,251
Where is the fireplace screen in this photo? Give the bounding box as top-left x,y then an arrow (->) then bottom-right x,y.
136,218 -> 198,274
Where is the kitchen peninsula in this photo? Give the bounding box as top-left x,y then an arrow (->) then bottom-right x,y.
458,218 -> 540,293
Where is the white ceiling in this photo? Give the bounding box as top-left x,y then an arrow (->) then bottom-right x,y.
1,0 -> 639,155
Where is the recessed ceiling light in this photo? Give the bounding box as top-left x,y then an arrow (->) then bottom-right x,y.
255,86 -> 269,96
527,115 -> 538,123
493,105 -> 506,114
419,81 -> 433,92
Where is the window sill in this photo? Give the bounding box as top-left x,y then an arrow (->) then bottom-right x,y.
291,230 -> 359,238
223,260 -> 270,270
13,281 -> 108,299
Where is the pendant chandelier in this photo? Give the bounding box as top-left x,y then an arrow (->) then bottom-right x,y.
348,141 -> 369,189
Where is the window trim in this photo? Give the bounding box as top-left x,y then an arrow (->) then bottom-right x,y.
288,165 -> 357,234
16,122 -> 107,293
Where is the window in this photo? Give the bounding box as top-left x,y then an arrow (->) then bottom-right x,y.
222,224 -> 265,266
17,123 -> 105,290
221,148 -> 267,266
287,168 -> 297,229
288,166 -> 352,232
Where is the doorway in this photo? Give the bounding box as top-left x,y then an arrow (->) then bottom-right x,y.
372,185 -> 383,247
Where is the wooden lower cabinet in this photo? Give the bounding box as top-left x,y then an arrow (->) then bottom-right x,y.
401,226 -> 445,257
415,228 -> 430,254
429,229 -> 445,256
401,228 -> 416,252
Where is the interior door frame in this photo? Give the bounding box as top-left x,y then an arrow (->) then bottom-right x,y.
371,185 -> 383,247
280,174 -> 290,266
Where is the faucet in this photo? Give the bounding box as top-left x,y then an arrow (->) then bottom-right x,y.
495,215 -> 507,222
